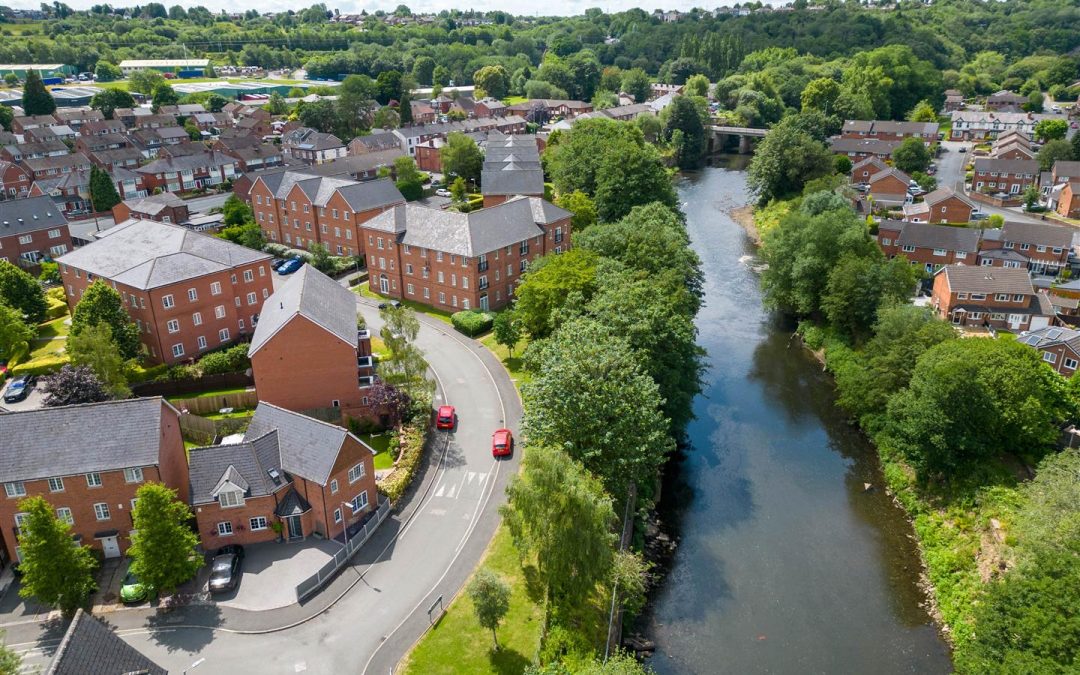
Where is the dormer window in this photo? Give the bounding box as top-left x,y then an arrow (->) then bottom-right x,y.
219,490 -> 245,508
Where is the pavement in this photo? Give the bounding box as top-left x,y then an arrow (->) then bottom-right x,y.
5,290 -> 523,674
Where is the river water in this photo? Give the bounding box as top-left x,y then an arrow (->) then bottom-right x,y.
643,163 -> 952,674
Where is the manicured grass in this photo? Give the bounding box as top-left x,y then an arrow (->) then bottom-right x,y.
480,334 -> 531,388
203,409 -> 254,421
502,96 -> 528,106
400,526 -> 544,675
370,336 -> 391,360
354,281 -> 453,325
359,433 -> 395,470
166,385 -> 251,402
12,317 -> 71,375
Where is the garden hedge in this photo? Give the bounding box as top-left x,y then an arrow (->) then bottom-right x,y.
451,310 -> 494,337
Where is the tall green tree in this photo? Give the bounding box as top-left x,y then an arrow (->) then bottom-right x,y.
0,302 -> 34,364
89,165 -> 121,213
473,65 -> 509,100
0,105 -> 14,132
89,88 -> 135,120
393,155 -> 424,201
884,339 -> 1075,479
492,310 -> 522,359
1038,139 -> 1074,172
21,70 -> 56,116
664,95 -> 706,168
150,82 -> 179,113
891,137 -> 932,174
94,61 -> 122,82
0,261 -> 47,324
467,569 -> 511,650
621,68 -> 651,104
747,115 -> 832,204
412,56 -> 436,86
71,280 -> 140,359
377,305 -> 431,398
440,133 -> 483,186
501,445 -> 616,608
128,483 -> 201,594
523,317 -> 674,500
222,193 -> 252,226
554,191 -> 597,231
128,69 -> 164,95
684,74 -> 710,98
68,322 -> 131,398
821,253 -> 921,343
335,74 -> 378,136
514,248 -> 599,338
906,100 -> 938,122
16,495 -> 98,615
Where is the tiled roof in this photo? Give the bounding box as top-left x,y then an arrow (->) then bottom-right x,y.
922,187 -> 975,208
999,221 -> 1074,249
973,158 -> 1039,174
0,194 -> 68,235
246,403 -> 365,484
46,608 -> 166,675
1017,326 -> 1080,352
57,218 -> 270,290
892,221 -> 981,251
188,429 -> 283,505
249,265 -> 358,356
333,177 -> 404,212
0,398 -> 169,483
940,264 -> 1035,295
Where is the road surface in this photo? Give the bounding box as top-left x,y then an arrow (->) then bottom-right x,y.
936,140 -> 1043,224
5,297 -> 522,674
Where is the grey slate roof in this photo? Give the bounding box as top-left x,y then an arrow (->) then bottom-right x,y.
249,265 -> 358,356
46,608 -> 167,675
246,403 -> 365,484
1017,326 -> 1080,351
188,429 -> 284,505
829,137 -> 902,155
57,218 -> 270,290
923,187 -> 975,208
1000,221 -> 1074,249
0,194 -> 68,235
334,177 -> 404,212
939,265 -> 1035,295
973,158 -> 1039,175
122,191 -> 186,216
0,398 -> 169,483
527,196 -> 572,225
481,166 -> 546,196
894,222 -> 981,252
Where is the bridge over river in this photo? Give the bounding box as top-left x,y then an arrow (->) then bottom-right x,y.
709,125 -> 769,153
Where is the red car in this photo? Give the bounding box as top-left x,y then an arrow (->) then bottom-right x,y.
436,405 -> 456,430
492,429 -> 514,457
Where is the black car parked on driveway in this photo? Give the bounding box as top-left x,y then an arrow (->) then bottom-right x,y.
208,545 -> 244,594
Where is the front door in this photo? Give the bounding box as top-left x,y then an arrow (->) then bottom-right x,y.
379,275 -> 389,294
100,536 -> 120,558
479,294 -> 489,311
286,515 -> 303,541
1008,314 -> 1024,330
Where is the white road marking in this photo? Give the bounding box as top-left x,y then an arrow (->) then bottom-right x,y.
434,485 -> 445,498
428,508 -> 446,516
447,484 -> 457,499
466,471 -> 476,484
295,662 -> 308,672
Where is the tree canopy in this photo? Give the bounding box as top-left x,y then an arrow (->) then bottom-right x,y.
71,280 -> 141,360
129,483 -> 202,594
16,495 -> 98,615
0,261 -> 47,324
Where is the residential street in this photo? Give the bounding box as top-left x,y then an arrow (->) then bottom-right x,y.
3,295 -> 523,674
936,140 -> 1044,225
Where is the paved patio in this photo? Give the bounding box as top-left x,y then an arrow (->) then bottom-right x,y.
214,538 -> 343,611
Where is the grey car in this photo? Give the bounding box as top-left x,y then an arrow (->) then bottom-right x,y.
208,546 -> 244,593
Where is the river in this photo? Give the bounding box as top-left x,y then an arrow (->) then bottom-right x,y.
643,162 -> 952,674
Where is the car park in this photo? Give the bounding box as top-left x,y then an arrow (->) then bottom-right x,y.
270,258 -> 287,270
277,258 -> 303,275
208,545 -> 245,593
436,405 -> 456,430
492,428 -> 514,457
3,375 -> 35,403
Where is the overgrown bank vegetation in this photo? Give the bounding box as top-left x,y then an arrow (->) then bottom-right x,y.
757,185 -> 1080,673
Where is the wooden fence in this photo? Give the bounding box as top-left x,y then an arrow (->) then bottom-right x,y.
132,372 -> 253,398
172,391 -> 259,416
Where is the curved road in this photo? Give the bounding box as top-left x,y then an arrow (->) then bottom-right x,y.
7,296 -> 522,674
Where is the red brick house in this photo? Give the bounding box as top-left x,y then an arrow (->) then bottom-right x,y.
972,158 -> 1039,196
57,219 -> 273,364
188,403 -> 378,546
850,156 -> 888,184
80,119 -> 128,137
0,195 -> 72,267
0,160 -> 32,200
1017,326 -> 1080,376
11,115 -> 58,135
361,196 -> 571,312
829,137 -> 903,162
0,397 -> 188,562
134,151 -> 238,194
281,128 -> 347,165
249,265 -> 377,421
931,264 -> 1054,332
840,120 -> 939,144
903,187 -> 976,224
977,221 -> 1073,274
414,139 -> 444,173
1,138 -> 69,163
867,167 -> 912,206
111,192 -> 190,225
22,153 -> 92,182
877,220 -> 980,274
986,90 -> 1026,112
1057,181 -> 1080,218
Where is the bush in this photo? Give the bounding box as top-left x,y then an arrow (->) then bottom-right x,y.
378,418 -> 428,503
451,310 -> 494,337
196,343 -> 250,375
11,353 -> 68,376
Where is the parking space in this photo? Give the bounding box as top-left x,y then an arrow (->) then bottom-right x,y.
0,378 -> 46,412
211,539 -> 342,611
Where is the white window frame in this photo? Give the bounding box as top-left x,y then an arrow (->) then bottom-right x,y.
162,294 -> 174,309
48,477 -> 64,493
348,463 -> 365,484
249,516 -> 268,531
124,467 -> 144,483
85,472 -> 102,488
217,521 -> 234,536
219,490 -> 244,508
56,507 -> 74,525
94,503 -> 111,521
4,482 -> 26,498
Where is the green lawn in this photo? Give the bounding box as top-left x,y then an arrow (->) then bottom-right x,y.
84,77 -> 309,92
481,334 -> 531,388
400,526 -> 544,674
502,96 -> 528,106
359,433 -> 395,470
166,385 -> 251,402
354,281 -> 454,325
203,409 -> 254,421
12,317 -> 71,375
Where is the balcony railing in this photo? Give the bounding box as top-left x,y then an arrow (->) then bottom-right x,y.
358,375 -> 376,388
478,261 -> 489,273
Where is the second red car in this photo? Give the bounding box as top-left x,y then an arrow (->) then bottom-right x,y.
436,405 -> 456,430
492,428 -> 514,457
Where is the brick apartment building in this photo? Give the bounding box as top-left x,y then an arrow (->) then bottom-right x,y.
249,265 -> 377,420
840,120 -> 939,144
1017,326 -> 1080,377
361,196 -> 571,312
903,187 -> 976,224
972,158 -> 1039,195
480,134 -> 545,207
57,219 -> 273,364
978,221 -> 1074,274
188,403 -> 378,546
877,220 -> 981,274
0,195 -> 72,267
249,173 -> 404,257
0,398 -> 188,563
931,264 -> 1054,332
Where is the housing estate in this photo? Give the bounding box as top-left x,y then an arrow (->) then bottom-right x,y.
0,194 -> 72,267
480,134 -> 545,207
972,158 -> 1039,196
248,265 -> 377,421
877,220 -> 981,274
839,120 -> 939,144
361,196 -> 571,312
0,398 -> 188,563
902,187 -> 976,224
931,264 -> 1054,332
949,110 -> 1055,140
57,218 -> 273,364
1017,326 -> 1080,377
188,403 -> 378,546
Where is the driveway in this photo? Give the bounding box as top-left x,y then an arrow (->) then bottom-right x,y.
6,294 -> 523,674
937,140 -> 1044,225
0,379 -> 45,412
213,539 -> 341,612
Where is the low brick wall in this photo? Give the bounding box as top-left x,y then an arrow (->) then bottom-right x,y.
967,190 -> 1024,208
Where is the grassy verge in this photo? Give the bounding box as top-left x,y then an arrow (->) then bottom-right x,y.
359,433 -> 395,470
166,385 -> 250,401
400,527 -> 544,674
354,281 -> 454,325
480,334 -> 531,387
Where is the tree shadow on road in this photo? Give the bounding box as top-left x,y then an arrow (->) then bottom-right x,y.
144,603 -> 222,653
